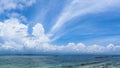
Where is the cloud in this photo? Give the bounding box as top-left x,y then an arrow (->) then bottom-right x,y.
0,18 -> 50,53
54,43 -> 120,54
6,12 -> 27,22
49,0 -> 120,38
0,19 -> 27,41
0,18 -> 120,54
0,0 -> 119,54
0,0 -> 36,14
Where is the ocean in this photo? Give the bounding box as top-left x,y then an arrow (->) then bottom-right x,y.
0,55 -> 120,68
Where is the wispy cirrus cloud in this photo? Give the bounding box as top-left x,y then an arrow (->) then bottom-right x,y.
49,0 -> 120,39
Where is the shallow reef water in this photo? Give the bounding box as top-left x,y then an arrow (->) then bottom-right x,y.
0,55 -> 120,68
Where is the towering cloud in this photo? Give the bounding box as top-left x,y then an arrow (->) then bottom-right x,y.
0,18 -> 50,53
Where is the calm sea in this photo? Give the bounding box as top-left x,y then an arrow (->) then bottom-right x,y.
0,55 -> 120,68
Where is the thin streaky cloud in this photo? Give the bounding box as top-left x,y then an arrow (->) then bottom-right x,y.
49,0 -> 120,38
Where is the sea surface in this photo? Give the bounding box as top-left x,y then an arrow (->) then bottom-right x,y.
0,55 -> 120,68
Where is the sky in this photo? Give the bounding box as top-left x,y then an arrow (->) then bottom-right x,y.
0,0 -> 120,54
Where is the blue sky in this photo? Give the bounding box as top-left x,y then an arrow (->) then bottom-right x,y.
0,0 -> 120,54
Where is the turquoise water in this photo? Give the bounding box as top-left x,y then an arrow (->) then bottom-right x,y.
0,55 -> 120,68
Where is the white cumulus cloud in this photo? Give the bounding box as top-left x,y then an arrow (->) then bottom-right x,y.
0,18 -> 120,54
0,18 -> 50,53
0,0 -> 36,14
